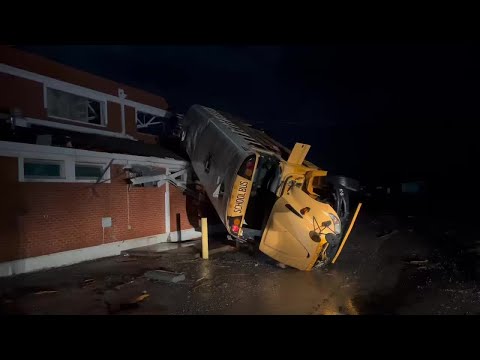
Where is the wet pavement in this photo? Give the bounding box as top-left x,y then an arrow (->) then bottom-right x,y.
1,211 -> 480,315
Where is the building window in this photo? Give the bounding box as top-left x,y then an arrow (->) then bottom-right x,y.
75,163 -> 104,181
136,110 -> 167,135
20,158 -> 110,183
23,159 -> 65,180
46,87 -> 105,125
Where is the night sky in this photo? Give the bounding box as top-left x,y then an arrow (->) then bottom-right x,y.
20,45 -> 479,185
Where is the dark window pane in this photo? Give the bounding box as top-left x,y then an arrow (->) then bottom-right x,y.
24,162 -> 61,178
75,164 -> 103,180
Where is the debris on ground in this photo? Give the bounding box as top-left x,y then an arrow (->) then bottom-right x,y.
171,252 -> 201,257
2,213 -> 478,315
276,262 -> 287,269
121,251 -> 163,258
81,278 -> 96,287
144,270 -> 186,283
219,273 -> 250,277
209,245 -> 236,256
116,258 -> 138,263
192,279 -> 210,291
376,229 -> 399,239
133,292 -> 150,303
114,280 -> 135,290
178,259 -> 199,264
34,290 -> 58,295
407,260 -> 429,265
105,291 -> 149,314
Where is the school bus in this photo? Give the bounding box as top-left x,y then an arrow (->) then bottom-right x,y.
181,105 -> 361,270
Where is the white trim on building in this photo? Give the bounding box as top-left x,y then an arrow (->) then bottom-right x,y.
19,116 -> 136,140
0,140 -> 188,171
0,228 -> 202,277
118,88 -> 127,135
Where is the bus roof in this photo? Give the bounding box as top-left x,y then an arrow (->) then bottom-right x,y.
214,107 -> 319,169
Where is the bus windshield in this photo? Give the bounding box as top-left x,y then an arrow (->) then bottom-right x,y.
302,170 -> 329,201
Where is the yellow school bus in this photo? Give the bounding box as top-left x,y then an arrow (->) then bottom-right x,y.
181,105 -> 361,270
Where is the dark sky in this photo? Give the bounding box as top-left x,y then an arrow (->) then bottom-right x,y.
20,45 -> 479,184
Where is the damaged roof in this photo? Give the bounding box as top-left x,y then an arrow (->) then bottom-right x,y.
0,122 -> 186,161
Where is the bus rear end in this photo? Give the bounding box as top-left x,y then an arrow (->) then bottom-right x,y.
226,155 -> 258,237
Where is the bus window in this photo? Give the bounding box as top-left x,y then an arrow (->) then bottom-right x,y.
303,171 -> 327,200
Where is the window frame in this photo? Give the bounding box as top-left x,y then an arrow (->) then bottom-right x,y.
44,86 -> 108,128
135,108 -> 168,132
23,158 -> 66,181
19,156 -> 111,184
74,162 -> 107,183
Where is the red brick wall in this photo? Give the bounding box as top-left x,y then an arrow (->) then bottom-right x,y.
124,106 -> 160,144
125,106 -> 137,136
0,73 -> 46,119
170,186 -> 195,233
135,132 -> 159,145
107,102 -> 122,133
0,158 -> 198,263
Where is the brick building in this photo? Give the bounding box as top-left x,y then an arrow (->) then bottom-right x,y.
0,46 -> 198,277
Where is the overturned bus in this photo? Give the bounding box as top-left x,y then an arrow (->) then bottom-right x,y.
181,105 -> 361,270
